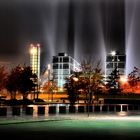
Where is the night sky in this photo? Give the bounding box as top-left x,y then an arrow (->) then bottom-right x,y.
0,0 -> 139,74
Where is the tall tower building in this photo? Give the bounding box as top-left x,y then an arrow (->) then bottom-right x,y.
52,52 -> 80,89
29,43 -> 41,79
105,51 -> 126,82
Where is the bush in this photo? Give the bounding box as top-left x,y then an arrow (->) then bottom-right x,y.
5,99 -> 20,106
19,98 -> 33,105
33,98 -> 45,102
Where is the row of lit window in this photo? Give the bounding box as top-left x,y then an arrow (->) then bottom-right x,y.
53,75 -> 69,80
106,62 -> 125,68
53,56 -> 73,63
106,69 -> 125,75
53,64 -> 70,69
106,55 -> 126,62
53,70 -> 70,74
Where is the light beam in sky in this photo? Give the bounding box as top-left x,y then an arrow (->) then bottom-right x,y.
125,0 -> 140,75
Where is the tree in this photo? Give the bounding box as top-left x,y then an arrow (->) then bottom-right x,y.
64,59 -> 104,105
80,59 -> 104,103
65,72 -> 81,106
106,67 -> 121,94
6,65 -> 21,99
79,58 -> 94,104
0,65 -> 8,93
41,81 -> 52,92
90,62 -> 105,102
127,67 -> 140,93
6,65 -> 37,100
18,66 -> 37,100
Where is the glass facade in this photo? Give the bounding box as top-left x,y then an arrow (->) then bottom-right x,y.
105,51 -> 126,82
52,52 -> 80,88
30,44 -> 40,79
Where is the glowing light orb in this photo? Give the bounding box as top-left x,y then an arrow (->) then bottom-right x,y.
110,51 -> 116,56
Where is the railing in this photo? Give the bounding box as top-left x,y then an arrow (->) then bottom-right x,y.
0,104 -> 140,117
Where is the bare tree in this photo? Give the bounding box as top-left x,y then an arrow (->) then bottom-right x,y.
80,59 -> 104,103
127,67 -> 140,93
0,65 -> 8,94
64,58 -> 104,105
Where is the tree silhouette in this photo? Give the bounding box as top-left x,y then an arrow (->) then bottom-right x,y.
64,59 -> 104,105
65,72 -> 81,106
127,67 -> 140,93
106,67 -> 121,94
18,66 -> 37,100
80,59 -> 104,103
0,65 -> 7,93
6,65 -> 21,99
6,65 -> 37,100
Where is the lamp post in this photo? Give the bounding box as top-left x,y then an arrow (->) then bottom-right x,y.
87,75 -> 92,117
73,77 -> 78,82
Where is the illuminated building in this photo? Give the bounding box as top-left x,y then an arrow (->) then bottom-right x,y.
52,52 -> 81,88
105,51 -> 126,82
30,43 -> 41,79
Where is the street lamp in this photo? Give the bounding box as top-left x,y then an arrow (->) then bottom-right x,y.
87,75 -> 92,117
111,50 -> 116,56
73,77 -> 79,82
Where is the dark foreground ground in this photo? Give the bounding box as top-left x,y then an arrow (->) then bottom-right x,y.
1,116 -> 140,140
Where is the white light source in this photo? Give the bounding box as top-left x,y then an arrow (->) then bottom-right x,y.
111,51 -> 116,56
30,46 -> 37,55
73,77 -> 79,82
48,64 -> 51,70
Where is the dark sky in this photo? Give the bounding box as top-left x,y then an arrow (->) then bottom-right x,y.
0,0 -> 139,74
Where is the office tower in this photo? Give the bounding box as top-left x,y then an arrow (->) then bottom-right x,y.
29,43 -> 41,79
52,52 -> 80,88
105,51 -> 126,82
